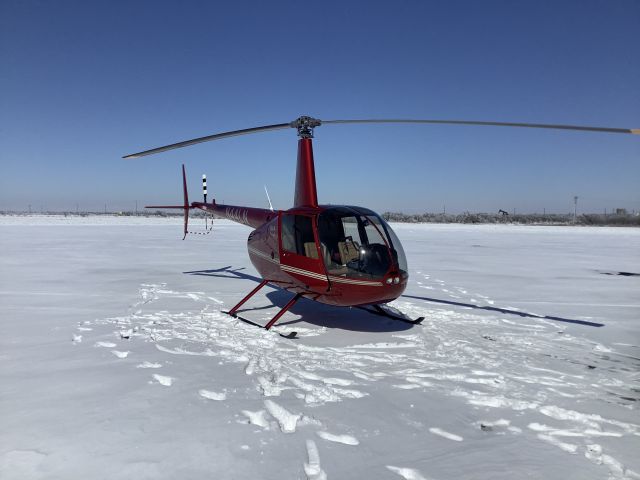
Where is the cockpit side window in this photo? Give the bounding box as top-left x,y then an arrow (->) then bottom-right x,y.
281,214 -> 317,259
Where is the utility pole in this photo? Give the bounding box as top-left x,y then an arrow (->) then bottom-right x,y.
573,196 -> 578,223
135,200 -> 138,215
28,204 -> 32,214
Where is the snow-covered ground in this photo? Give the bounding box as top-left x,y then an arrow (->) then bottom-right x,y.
1,217 -> 639,480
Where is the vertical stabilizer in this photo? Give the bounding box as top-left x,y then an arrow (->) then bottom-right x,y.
294,138 -> 318,208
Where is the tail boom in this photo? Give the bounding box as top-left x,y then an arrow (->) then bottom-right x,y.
192,201 -> 275,229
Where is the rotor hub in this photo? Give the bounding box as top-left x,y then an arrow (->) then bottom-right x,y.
290,116 -> 322,139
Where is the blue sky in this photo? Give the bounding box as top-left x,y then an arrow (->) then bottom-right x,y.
1,0 -> 638,214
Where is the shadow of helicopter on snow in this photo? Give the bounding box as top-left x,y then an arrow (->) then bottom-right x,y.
184,266 -> 603,330
183,266 -> 414,333
401,294 -> 603,328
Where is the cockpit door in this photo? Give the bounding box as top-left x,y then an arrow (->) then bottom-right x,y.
278,213 -> 327,288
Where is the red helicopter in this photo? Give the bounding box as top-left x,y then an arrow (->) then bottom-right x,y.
125,116 -> 637,336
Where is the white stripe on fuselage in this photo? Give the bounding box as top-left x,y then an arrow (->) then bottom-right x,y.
248,246 -> 383,287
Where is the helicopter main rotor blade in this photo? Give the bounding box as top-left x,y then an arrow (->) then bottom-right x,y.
123,116 -> 638,159
123,122 -> 290,159
320,119 -> 639,135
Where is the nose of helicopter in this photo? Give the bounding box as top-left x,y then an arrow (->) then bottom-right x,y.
321,273 -> 408,307
370,279 -> 408,306
374,273 -> 409,304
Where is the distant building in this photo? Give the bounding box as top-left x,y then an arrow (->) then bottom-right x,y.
615,208 -> 627,215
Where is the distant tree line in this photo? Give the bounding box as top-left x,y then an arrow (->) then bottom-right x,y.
381,212 -> 640,226
2,210 -> 638,226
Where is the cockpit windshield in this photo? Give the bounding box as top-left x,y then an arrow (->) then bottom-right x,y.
317,207 -> 408,280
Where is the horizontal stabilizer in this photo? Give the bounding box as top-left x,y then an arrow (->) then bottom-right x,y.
145,164 -> 191,239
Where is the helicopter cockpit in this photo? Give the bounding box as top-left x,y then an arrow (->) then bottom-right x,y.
316,206 -> 408,281
278,206 -> 408,283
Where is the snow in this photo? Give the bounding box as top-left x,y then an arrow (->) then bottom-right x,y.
241,409 -> 270,429
136,361 -> 162,369
264,399 -> 301,433
304,439 -> 327,480
429,427 -> 464,442
1,216 -> 639,479
316,431 -> 359,445
199,389 -> 227,401
387,465 -> 430,480
152,374 -> 173,386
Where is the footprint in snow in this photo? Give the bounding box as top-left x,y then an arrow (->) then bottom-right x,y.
264,400 -> 300,433
119,329 -> 133,339
240,410 -> 270,429
476,419 -> 522,434
535,433 -> 578,454
386,465 -> 429,480
316,431 -> 359,445
152,374 -> 173,386
257,376 -> 287,397
304,440 -> 327,480
429,427 -> 463,441
206,296 -> 224,305
392,384 -> 422,390
245,359 -> 256,375
136,361 -> 162,369
72,334 -> 82,344
111,350 -> 129,359
298,371 -> 354,386
199,389 -> 226,401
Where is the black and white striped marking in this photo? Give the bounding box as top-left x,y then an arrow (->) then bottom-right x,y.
202,174 -> 207,203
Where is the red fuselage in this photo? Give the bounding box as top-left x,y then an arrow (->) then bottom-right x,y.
192,137 -> 409,307
195,201 -> 408,307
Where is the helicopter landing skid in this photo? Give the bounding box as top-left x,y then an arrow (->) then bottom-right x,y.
224,282 -> 301,339
224,311 -> 298,339
356,304 -> 425,325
